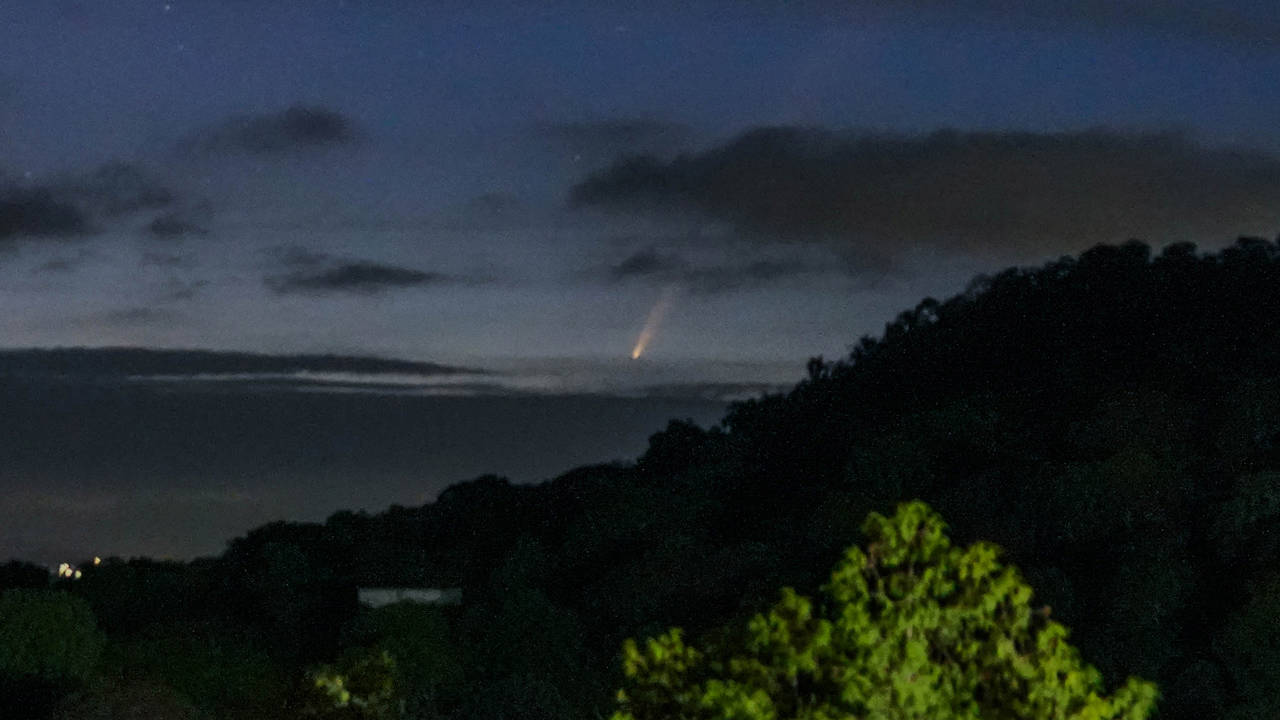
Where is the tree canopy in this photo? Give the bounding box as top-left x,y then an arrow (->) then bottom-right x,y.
614,501 -> 1158,720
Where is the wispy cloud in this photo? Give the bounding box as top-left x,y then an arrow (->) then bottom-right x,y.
264,244 -> 475,295
53,161 -> 174,217
604,247 -> 819,293
147,202 -> 212,238
185,105 -> 362,156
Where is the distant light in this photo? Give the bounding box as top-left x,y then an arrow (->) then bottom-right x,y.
73,570 -> 82,579
93,557 -> 101,566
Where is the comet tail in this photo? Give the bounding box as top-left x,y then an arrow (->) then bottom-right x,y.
630,287 -> 677,359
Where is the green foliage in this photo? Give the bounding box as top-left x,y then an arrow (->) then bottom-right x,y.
612,502 -> 1159,720
306,603 -> 466,719
308,648 -> 399,719
0,589 -> 105,684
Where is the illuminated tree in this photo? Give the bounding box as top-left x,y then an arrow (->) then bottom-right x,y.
307,648 -> 398,719
612,501 -> 1158,720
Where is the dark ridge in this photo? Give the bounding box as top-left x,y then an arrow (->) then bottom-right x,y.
0,347 -> 482,378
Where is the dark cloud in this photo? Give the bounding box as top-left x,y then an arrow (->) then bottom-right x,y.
609,247 -> 687,280
268,260 -> 451,295
189,105 -> 361,156
2,161 -> 180,244
265,244 -> 468,295
55,162 -> 174,217
606,247 -> 815,293
573,128 -> 1280,262
0,187 -> 88,241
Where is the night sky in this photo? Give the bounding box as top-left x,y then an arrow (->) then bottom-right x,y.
3,0 -> 1280,562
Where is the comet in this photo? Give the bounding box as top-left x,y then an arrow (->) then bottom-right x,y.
630,286 -> 678,360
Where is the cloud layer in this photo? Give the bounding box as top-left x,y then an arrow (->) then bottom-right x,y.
572,128 -> 1280,261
